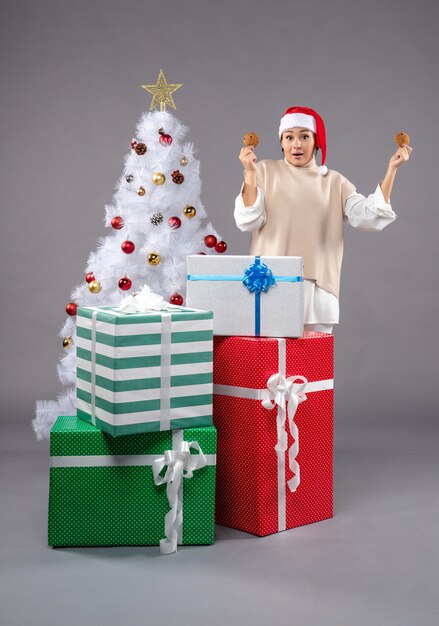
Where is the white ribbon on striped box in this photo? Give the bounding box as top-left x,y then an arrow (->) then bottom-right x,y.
89,309 -> 172,430
213,337 -> 333,532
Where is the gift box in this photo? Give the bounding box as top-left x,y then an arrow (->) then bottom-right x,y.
48,416 -> 216,553
186,255 -> 304,337
213,333 -> 333,536
76,305 -> 213,436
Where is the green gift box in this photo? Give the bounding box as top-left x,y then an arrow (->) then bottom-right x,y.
48,416 -> 216,553
76,305 -> 213,436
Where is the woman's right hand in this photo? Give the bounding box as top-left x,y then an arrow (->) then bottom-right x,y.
239,146 -> 257,173
239,146 -> 258,206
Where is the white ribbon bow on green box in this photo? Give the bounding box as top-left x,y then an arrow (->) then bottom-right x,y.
153,438 -> 208,555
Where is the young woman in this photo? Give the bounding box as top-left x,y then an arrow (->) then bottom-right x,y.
235,106 -> 412,333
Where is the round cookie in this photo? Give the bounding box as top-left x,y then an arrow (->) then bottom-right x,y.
394,132 -> 410,147
243,132 -> 259,147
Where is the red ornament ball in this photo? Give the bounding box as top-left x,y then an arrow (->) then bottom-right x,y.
66,302 -> 77,316
204,234 -> 217,248
85,272 -> 95,283
111,216 -> 124,230
215,240 -> 227,253
118,277 -> 132,291
197,251 -> 206,255
170,293 -> 184,306
159,133 -> 173,146
121,240 -> 135,254
168,216 -> 182,230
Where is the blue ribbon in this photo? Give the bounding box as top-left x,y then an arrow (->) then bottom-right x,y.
188,257 -> 303,336
244,257 -> 272,335
187,275 -> 302,282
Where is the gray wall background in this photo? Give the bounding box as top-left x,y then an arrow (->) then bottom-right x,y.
1,0 -> 438,429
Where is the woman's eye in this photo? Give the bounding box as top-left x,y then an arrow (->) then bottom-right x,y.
301,135 -> 309,140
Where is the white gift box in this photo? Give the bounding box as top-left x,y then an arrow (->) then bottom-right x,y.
186,255 -> 304,337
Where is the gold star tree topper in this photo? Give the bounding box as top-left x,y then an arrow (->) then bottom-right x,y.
141,69 -> 183,111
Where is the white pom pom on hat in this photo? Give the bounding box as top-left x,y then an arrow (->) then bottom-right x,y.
279,106 -> 328,175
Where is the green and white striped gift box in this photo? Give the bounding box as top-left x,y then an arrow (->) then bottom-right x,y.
76,305 -> 213,436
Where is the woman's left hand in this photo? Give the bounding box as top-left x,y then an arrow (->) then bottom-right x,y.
388,144 -> 413,171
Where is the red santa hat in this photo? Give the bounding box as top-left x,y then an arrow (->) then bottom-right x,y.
279,106 -> 328,175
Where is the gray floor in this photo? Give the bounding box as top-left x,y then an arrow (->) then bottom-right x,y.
1,417 -> 438,626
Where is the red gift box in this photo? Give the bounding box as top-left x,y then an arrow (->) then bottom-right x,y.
213,333 -> 333,536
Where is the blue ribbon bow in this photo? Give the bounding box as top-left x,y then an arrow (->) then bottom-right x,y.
243,260 -> 276,294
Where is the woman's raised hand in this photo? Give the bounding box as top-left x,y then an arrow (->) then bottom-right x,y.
239,146 -> 257,173
388,144 -> 413,171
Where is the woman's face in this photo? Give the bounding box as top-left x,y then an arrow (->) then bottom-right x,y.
281,127 -> 316,167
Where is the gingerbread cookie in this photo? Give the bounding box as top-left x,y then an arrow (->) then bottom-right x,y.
394,132 -> 410,147
243,132 -> 259,148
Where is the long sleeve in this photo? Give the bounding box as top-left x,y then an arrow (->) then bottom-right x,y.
343,184 -> 397,231
234,185 -> 266,232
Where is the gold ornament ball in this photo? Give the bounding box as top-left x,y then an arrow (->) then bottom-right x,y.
137,186 -> 146,196
62,336 -> 73,349
147,252 -> 161,265
180,156 -> 189,166
152,172 -> 166,185
183,205 -> 197,218
88,280 -> 102,294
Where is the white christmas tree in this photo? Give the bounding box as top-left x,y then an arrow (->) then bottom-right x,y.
34,70 -> 226,440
